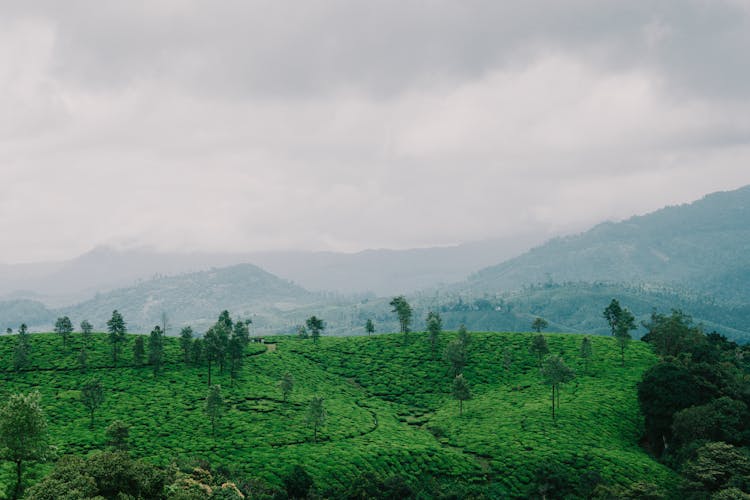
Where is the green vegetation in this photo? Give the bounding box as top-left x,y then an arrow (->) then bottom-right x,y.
0,327 -> 678,497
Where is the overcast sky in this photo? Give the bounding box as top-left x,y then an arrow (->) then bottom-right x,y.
1,1 -> 750,263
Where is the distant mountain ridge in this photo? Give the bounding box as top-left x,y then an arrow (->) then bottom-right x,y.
0,233 -> 545,306
465,185 -> 750,303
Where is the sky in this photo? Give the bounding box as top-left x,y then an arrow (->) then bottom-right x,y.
1,1 -> 750,264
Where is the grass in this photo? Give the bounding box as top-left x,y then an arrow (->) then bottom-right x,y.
0,330 -> 678,497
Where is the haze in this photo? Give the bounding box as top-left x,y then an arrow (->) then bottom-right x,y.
2,1 -> 750,264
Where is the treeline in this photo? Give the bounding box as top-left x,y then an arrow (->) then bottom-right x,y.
638,309 -> 750,497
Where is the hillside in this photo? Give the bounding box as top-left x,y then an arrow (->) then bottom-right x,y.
0,330 -> 677,497
59,264 -> 319,333
466,185 -> 750,302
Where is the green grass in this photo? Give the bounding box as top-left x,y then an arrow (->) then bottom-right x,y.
0,330 -> 678,497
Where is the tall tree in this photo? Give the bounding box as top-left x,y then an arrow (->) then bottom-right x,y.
133,336 -> 145,366
205,385 -> 224,438
445,340 -> 467,377
603,299 -> 624,336
160,311 -> 170,336
280,372 -> 294,402
204,327 -> 222,386
191,337 -> 204,366
179,326 -> 193,363
13,328 -> 31,372
228,320 -> 250,382
457,324 -> 471,347
389,296 -> 413,341
307,397 -> 326,443
106,310 -> 127,367
0,391 -> 49,499
365,319 -> 375,336
306,316 -> 325,343
452,374 -> 472,416
148,326 -> 164,376
530,334 -> 550,368
54,316 -> 74,349
641,309 -> 704,358
614,308 -> 636,366
80,320 -> 93,344
580,336 -> 593,373
531,317 -> 549,333
542,355 -> 575,420
426,311 -> 442,357
80,379 -> 105,429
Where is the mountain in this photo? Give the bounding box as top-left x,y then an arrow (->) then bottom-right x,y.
57,264 -> 319,334
465,185 -> 750,302
0,233 -> 545,307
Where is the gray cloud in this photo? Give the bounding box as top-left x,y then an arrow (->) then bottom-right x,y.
1,1 -> 749,263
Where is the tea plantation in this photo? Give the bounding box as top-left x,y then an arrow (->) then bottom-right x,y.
0,330 -> 678,497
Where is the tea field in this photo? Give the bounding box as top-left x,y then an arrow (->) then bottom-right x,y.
0,330 -> 678,497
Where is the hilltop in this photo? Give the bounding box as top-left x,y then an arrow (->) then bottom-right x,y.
0,329 -> 677,497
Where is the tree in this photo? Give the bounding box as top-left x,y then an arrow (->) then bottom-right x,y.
77,347 -> 88,372
305,316 -> 325,343
531,317 -> 549,333
105,420 -> 131,451
106,310 -> 127,367
307,397 -> 326,443
641,309 -> 704,358
54,316 -> 74,349
148,326 -> 164,376
614,308 -> 636,366
603,299 -> 624,336
191,337 -> 204,365
14,328 -> 31,372
530,334 -> 549,368
542,355 -> 575,420
389,296 -> 413,341
133,336 -> 145,366
179,326 -> 193,363
5,328 -> 11,334
452,374 -> 472,416
160,311 -> 170,336
280,372 -> 294,402
426,311 -> 442,357
205,385 -> 224,438
445,340 -> 467,377
204,327 -> 222,386
80,379 -> 105,429
682,442 -> 750,495
80,320 -> 93,343
228,320 -> 250,382
282,465 -> 314,500
365,319 -> 375,336
457,324 -> 471,347
0,391 -> 49,499
580,336 -> 593,373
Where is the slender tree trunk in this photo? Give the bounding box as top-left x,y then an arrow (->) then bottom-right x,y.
621,346 -> 625,367
211,417 -> 215,438
13,459 -> 22,500
90,409 -> 95,429
459,399 -> 463,416
313,425 -> 318,443
208,359 -> 212,386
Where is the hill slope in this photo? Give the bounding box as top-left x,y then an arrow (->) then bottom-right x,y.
60,264 -> 319,333
466,185 -> 750,302
0,330 -> 677,497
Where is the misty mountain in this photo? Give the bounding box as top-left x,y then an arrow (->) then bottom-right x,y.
0,233 -> 545,306
465,185 -> 750,302
55,264 -> 320,334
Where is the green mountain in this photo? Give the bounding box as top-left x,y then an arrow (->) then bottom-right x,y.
0,331 -> 677,497
467,185 -> 750,302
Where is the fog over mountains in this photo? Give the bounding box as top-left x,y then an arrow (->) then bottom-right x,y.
2,185 -> 750,340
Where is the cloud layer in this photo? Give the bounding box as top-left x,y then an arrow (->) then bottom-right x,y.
1,1 -> 749,262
